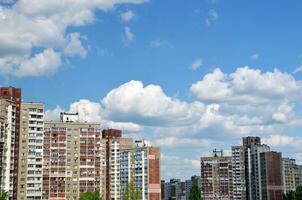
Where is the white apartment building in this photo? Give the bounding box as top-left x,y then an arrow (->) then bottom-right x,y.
0,98 -> 16,198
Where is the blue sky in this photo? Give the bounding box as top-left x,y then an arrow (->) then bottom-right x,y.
1,0 -> 302,180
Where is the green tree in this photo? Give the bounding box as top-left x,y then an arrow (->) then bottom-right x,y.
283,190 -> 295,200
283,186 -> 302,200
122,182 -> 142,200
79,191 -> 103,200
189,183 -> 202,200
295,185 -> 302,199
0,190 -> 8,200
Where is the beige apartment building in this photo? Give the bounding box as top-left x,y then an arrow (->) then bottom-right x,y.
18,103 -> 44,200
282,158 -> 302,194
200,149 -> 233,200
42,113 -> 105,200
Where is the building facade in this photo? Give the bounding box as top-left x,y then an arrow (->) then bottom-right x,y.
282,158 -> 302,194
120,140 -> 161,200
231,146 -> 246,200
200,150 -> 233,200
260,152 -> 284,200
102,129 -> 133,200
243,137 -> 270,200
164,179 -> 183,200
0,98 -> 17,199
42,113 -> 104,200
0,87 -> 21,200
18,103 -> 44,200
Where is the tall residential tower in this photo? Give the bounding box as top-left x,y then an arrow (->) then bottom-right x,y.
18,103 -> 44,200
42,113 -> 104,200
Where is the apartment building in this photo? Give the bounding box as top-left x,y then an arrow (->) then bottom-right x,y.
243,137 -> 270,200
231,146 -> 246,200
42,113 -> 104,200
0,98 -> 17,199
0,87 -> 21,200
260,152 -> 284,200
102,129 -> 133,200
164,179 -> 183,200
200,150 -> 233,200
282,158 -> 302,194
18,103 -> 44,200
120,140 -> 161,200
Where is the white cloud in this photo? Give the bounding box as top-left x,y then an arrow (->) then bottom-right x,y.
153,137 -> 213,148
205,9 -> 218,26
293,66 -> 302,74
0,48 -> 62,77
263,135 -> 302,148
123,26 -> 135,45
120,10 -> 135,22
102,80 -> 205,126
0,0 -> 147,77
161,154 -> 200,179
69,99 -> 102,123
45,106 -> 64,121
190,67 -> 302,104
64,32 -> 87,58
190,58 -> 203,70
250,53 -> 259,61
42,72 -> 302,179
190,68 -> 231,101
103,121 -> 143,133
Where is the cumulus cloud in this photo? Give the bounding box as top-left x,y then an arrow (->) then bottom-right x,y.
43,72 -> 302,179
120,10 -> 135,22
293,66 -> 302,74
263,135 -> 302,148
190,67 -> 302,104
161,154 -> 200,179
45,106 -> 64,121
69,99 -> 102,123
153,137 -> 213,148
0,48 -> 62,77
45,99 -> 143,133
190,58 -> 203,70
102,80 -> 205,126
64,32 -> 87,58
0,0 -> 147,77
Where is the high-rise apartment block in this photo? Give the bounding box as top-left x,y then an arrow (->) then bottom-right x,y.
102,129 -> 133,200
18,103 -> 44,200
282,158 -> 302,193
42,112 -> 104,200
231,146 -> 246,200
200,150 -> 233,200
102,130 -> 161,200
0,87 -> 21,200
164,179 -> 184,200
120,140 -> 161,200
0,98 -> 17,199
243,137 -> 270,200
260,152 -> 284,200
